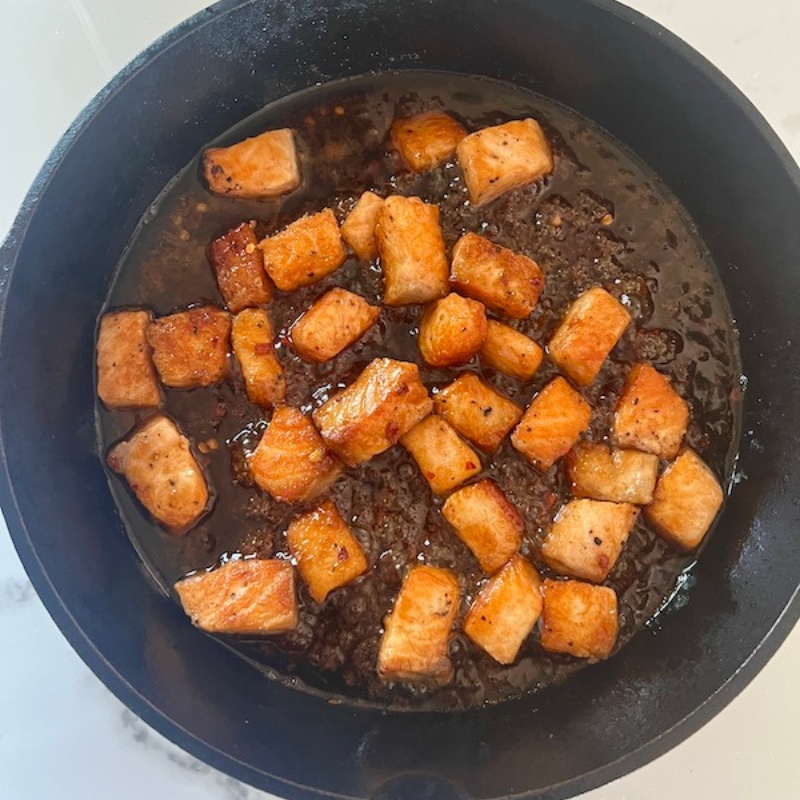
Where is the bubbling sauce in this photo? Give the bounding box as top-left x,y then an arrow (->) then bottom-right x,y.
97,72 -> 741,710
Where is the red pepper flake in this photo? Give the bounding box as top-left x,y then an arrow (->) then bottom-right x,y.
544,492 -> 557,509
254,342 -> 271,355
465,461 -> 477,470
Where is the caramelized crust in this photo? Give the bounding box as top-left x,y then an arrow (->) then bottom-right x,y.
147,306 -> 231,389
207,222 -> 273,313
433,373 -> 522,453
442,479 -> 524,574
313,358 -> 432,466
390,111 -> 467,172
340,191 -> 384,261
175,559 -> 298,634
249,406 -> 342,503
418,293 -> 488,367
97,309 -> 161,409
291,288 -> 380,363
107,414 -> 209,531
287,500 -> 368,603
547,287 -> 631,386
511,377 -> 592,471
464,555 -> 543,664
540,579 -> 618,659
375,196 -> 449,305
456,118 -> 554,206
258,209 -> 346,292
202,128 -> 300,199
231,308 -> 285,408
378,565 -> 460,684
451,232 -> 544,319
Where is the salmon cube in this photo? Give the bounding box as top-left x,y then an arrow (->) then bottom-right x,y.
313,358 -> 432,466
418,293 -> 488,367
566,442 -> 659,505
540,580 -> 618,659
207,222 -> 273,313
511,377 -> 592,471
290,288 -> 380,363
541,499 -> 639,583
378,565 -> 460,684
400,414 -> 482,495
258,208 -> 346,292
147,306 -> 231,389
433,373 -> 522,453
390,110 -> 467,172
375,196 -> 449,305
644,449 -> 724,550
479,320 -> 543,380
107,414 -> 209,531
547,287 -> 631,386
202,128 -> 300,199
97,310 -> 161,409
231,308 -> 285,408
442,479 -> 523,573
340,191 -> 384,261
463,555 -> 543,664
456,118 -> 554,206
175,559 -> 298,634
287,500 -> 368,603
612,363 -> 689,460
249,406 -> 342,504
450,232 -> 544,319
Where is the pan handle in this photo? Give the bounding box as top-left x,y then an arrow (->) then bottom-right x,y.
370,774 -> 470,800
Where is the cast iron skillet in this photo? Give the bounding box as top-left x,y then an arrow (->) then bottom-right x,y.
1,0 -> 799,797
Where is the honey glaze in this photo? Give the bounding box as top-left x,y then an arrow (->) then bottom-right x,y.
97,72 -> 741,710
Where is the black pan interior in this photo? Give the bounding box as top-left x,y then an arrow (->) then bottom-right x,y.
0,1 -> 798,798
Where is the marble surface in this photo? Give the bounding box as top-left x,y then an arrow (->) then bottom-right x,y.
1,1 -> 798,798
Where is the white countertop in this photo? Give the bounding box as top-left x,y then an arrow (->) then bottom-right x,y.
1,2 -> 798,798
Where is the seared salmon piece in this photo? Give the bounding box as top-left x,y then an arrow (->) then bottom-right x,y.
450,232 -> 544,319
147,306 -> 231,389
231,308 -> 285,408
375,196 -> 449,305
313,358 -> 432,466
287,500 -> 368,603
202,128 -> 300,199
612,363 -> 689,460
418,293 -> 488,367
96,309 -> 161,409
547,287 -> 631,386
464,555 -> 543,664
175,558 -> 298,634
540,579 -> 618,659
442,479 -> 523,574
644,449 -> 723,550
107,414 -> 209,531
511,377 -> 591,471
456,118 -> 554,206
390,110 -> 467,172
207,222 -> 273,313
541,499 -> 639,583
479,320 -> 543,381
378,565 -> 460,684
249,406 -> 342,504
258,208 -> 346,292
566,442 -> 659,505
433,373 -> 522,453
340,191 -> 384,261
290,288 -> 380,363
400,414 -> 482,495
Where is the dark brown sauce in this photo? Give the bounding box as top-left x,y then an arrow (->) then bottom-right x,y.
97,72 -> 742,711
